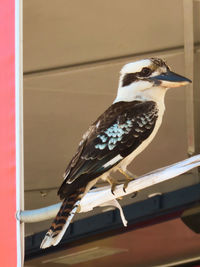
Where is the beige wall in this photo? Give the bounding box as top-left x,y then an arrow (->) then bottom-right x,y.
24,0 -> 200,72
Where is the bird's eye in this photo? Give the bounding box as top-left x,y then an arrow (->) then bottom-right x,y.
140,67 -> 152,77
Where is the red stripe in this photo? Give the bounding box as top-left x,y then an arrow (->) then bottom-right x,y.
0,0 -> 17,265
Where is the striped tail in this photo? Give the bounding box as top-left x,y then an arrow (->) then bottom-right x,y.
40,187 -> 85,249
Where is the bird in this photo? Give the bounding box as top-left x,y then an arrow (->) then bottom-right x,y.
40,57 -> 191,249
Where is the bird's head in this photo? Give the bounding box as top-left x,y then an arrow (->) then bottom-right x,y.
114,58 -> 191,103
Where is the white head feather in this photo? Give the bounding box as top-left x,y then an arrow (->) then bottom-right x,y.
114,58 -> 168,104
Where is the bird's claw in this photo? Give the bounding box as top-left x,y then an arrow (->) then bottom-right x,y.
122,179 -> 138,198
111,188 -> 115,195
111,182 -> 121,195
123,184 -> 127,193
122,179 -> 134,192
107,177 -> 121,195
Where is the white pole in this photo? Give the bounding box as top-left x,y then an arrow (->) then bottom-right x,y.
17,155 -> 200,225
15,0 -> 24,266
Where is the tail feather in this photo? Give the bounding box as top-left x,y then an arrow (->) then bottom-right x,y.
40,187 -> 85,249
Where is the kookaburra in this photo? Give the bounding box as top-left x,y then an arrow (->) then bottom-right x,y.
41,58 -> 191,249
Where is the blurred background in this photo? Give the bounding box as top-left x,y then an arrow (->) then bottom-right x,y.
24,1 -> 200,266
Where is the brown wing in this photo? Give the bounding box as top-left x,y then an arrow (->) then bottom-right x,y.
59,101 -> 158,195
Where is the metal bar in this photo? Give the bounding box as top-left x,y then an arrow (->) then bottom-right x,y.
193,1 -> 200,159
17,155 -> 200,224
183,0 -> 195,156
15,0 -> 24,265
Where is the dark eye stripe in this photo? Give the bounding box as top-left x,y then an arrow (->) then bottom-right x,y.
122,73 -> 138,87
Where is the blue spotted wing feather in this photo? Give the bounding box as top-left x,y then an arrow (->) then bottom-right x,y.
58,100 -> 158,199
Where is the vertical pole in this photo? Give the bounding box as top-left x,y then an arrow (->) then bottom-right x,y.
15,0 -> 24,265
183,0 -> 200,180
183,0 -> 195,156
193,0 -> 200,158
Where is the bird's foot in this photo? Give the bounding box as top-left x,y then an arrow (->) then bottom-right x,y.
123,180 -> 138,197
117,167 -> 138,181
107,177 -> 121,195
111,181 -> 121,195
118,167 -> 137,192
123,179 -> 134,193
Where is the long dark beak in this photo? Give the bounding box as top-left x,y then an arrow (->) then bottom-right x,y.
150,70 -> 192,88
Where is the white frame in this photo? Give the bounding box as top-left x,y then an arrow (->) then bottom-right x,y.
15,0 -> 24,265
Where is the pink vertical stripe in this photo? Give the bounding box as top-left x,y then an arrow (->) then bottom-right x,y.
0,0 -> 17,266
